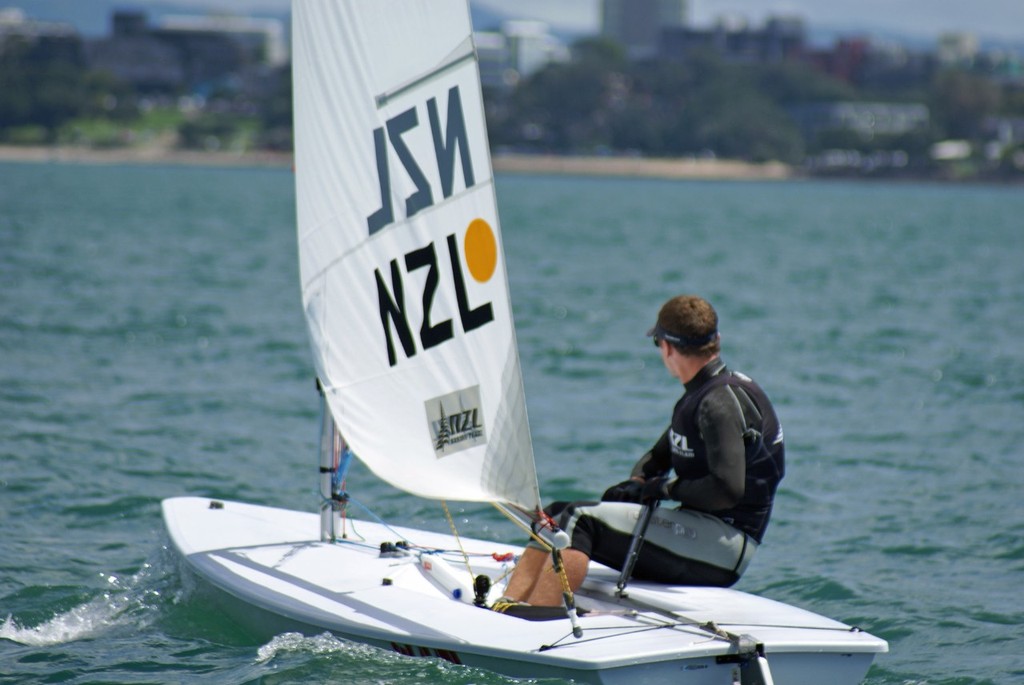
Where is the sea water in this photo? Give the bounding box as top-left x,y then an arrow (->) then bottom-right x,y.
1,161 -> 1022,684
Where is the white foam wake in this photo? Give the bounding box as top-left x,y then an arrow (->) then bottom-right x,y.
1,591 -> 125,646
255,632 -> 353,662
1,558 -> 170,646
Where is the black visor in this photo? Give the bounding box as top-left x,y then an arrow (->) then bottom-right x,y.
647,323 -> 718,348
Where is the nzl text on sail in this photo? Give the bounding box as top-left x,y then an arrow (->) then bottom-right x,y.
368,84 -> 495,367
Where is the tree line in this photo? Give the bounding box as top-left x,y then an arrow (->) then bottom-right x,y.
486,38 -> 1022,178
2,32 -> 1021,178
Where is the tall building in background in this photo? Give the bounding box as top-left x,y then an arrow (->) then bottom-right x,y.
602,0 -> 689,58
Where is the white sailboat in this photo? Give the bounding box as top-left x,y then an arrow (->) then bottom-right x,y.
162,1 -> 888,683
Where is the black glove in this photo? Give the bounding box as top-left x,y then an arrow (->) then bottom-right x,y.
641,475 -> 673,502
601,479 -> 643,503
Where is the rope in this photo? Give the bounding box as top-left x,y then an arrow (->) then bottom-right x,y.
552,551 -> 575,597
440,500 -> 476,582
540,620 -> 694,651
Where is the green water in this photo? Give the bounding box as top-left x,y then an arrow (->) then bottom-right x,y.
1,161 -> 1022,683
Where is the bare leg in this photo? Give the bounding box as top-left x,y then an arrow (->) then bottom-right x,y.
523,548 -> 590,606
502,546 -> 549,602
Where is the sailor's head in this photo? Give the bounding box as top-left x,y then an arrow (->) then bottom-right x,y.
647,295 -> 720,357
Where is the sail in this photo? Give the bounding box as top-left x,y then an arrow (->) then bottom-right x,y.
292,0 -> 540,511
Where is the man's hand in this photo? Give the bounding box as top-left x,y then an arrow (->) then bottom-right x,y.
641,475 -> 673,502
601,479 -> 644,503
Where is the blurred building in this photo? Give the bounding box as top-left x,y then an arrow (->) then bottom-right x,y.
475,30 -> 513,90
86,10 -> 286,95
660,15 -> 806,64
156,14 -> 287,68
807,36 -> 934,89
86,11 -> 182,90
475,20 -> 567,92
937,32 -> 979,67
978,48 -> 1024,86
602,0 -> 689,59
0,7 -> 81,62
790,102 -> 930,141
503,20 -> 567,79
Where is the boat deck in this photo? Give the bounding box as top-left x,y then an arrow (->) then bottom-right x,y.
163,496 -> 886,685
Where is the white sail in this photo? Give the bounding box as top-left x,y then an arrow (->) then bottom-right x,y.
292,0 -> 539,511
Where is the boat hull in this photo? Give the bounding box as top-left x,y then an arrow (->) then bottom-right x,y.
162,496 -> 886,684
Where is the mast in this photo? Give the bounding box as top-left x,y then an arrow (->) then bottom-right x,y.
317,383 -> 352,541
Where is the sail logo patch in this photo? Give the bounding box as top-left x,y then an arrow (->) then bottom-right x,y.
426,386 -> 487,457
669,429 -> 694,459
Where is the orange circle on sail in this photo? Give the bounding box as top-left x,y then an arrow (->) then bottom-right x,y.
464,218 -> 497,283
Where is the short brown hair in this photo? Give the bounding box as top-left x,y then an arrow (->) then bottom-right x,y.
652,295 -> 720,357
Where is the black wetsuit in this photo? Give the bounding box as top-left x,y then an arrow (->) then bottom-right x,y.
639,357 -> 785,543
540,358 -> 785,587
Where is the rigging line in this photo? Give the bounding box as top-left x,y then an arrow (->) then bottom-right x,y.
586,579 -> 776,640
340,493 -> 412,543
329,536 -> 377,552
440,500 -> 476,582
609,602 -> 873,636
332,494 -> 503,558
697,620 -> 871,634
539,621 -> 707,652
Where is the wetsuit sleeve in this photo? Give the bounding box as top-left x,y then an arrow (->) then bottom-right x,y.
668,385 -> 747,509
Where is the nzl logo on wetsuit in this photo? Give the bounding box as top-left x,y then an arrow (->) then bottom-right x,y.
368,85 -> 495,367
669,429 -> 695,459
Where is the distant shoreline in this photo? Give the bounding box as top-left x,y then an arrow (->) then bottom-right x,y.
493,153 -> 792,180
0,144 -> 294,169
0,144 -> 793,180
